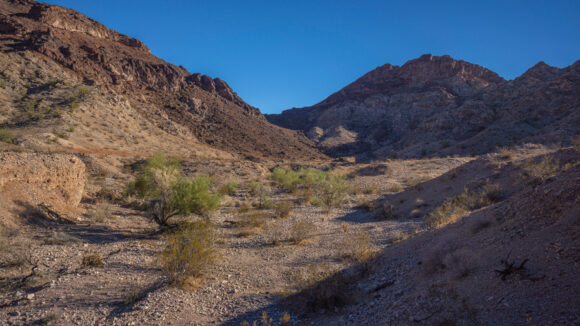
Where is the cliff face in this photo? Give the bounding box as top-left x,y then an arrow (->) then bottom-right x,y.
0,0 -> 323,160
0,151 -> 86,222
268,54 -> 579,160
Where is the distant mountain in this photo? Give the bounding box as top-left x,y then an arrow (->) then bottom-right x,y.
0,0 -> 324,160
267,54 -> 580,160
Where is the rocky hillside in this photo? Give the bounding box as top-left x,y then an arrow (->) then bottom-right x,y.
267,54 -> 580,160
0,0 -> 323,160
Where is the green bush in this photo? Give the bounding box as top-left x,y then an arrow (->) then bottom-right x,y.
271,167 -> 301,190
270,167 -> 351,208
159,220 -> 217,284
318,174 -> 351,209
0,129 -> 13,144
125,152 -> 221,227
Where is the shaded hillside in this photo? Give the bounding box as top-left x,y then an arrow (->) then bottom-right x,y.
313,148 -> 580,325
0,0 -> 324,160
267,54 -> 580,160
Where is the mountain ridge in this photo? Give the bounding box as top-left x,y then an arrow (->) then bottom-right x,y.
267,54 -> 579,160
0,0 -> 324,160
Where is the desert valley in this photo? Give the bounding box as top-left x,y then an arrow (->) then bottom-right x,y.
0,1 -> 579,325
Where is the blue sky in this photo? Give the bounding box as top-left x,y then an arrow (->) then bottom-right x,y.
41,0 -> 580,114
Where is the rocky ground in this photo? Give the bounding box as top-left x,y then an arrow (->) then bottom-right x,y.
2,145 -> 578,325
0,151 -> 469,325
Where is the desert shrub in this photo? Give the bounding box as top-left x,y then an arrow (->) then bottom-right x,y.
271,167 -> 301,190
52,128 -> 69,139
318,174 -> 351,209
357,198 -> 376,212
87,201 -> 112,222
426,185 -> 503,228
494,146 -> 514,160
170,176 -> 221,215
125,152 -> 221,226
519,156 -> 569,184
290,217 -> 316,244
257,194 -> 274,209
247,179 -> 263,196
388,230 -> 409,244
389,182 -> 403,193
274,201 -> 293,219
219,180 -> 239,195
77,85 -> 89,98
82,254 -> 103,267
270,167 -> 351,209
362,184 -> 379,195
375,200 -> 399,219
0,129 -> 13,144
310,196 -> 323,207
159,220 -> 217,284
265,220 -> 287,245
238,209 -> 269,229
241,311 -> 291,326
338,229 -> 376,263
296,188 -> 314,204
122,288 -> 149,306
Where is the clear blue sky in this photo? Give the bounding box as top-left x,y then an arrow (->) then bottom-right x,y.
41,0 -> 580,114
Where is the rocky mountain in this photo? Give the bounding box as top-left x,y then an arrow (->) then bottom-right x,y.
0,0 -> 323,160
267,54 -> 580,160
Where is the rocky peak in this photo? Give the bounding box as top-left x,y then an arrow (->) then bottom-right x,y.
398,54 -> 505,85
517,61 -> 562,82
317,54 -> 504,108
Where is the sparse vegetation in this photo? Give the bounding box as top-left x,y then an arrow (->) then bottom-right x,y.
125,152 -> 221,227
426,184 -> 504,228
265,219 -> 287,245
238,209 -> 269,230
338,229 -> 376,263
270,167 -> 351,209
159,220 -> 217,285
357,198 -> 376,212
87,201 -> 113,222
257,193 -> 274,209
218,180 -> 239,195
376,200 -> 399,219
518,156 -> 572,184
0,128 -> 13,143
290,217 -> 316,244
389,182 -> 403,192
274,200 -> 293,219
82,254 -> 103,267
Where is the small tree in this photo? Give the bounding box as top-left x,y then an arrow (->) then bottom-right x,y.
126,152 -> 221,227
